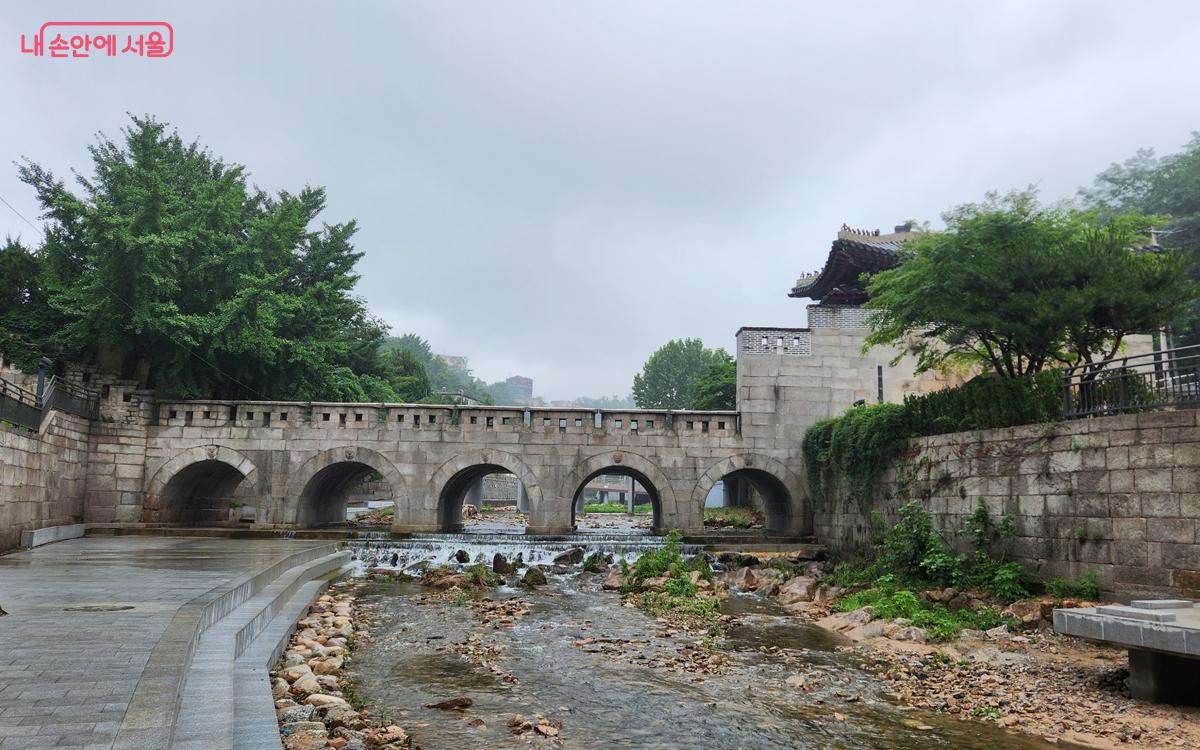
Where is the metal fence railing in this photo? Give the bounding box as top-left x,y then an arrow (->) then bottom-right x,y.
0,377 -> 42,430
40,375 -> 100,421
1062,344 -> 1200,419
0,374 -> 100,430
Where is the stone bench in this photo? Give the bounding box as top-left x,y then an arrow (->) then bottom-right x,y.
1054,599 -> 1200,704
19,522 -> 86,548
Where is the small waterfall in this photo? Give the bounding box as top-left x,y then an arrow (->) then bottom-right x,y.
348,532 -> 701,573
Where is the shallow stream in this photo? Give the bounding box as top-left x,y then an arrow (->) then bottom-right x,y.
348,539 -> 1068,750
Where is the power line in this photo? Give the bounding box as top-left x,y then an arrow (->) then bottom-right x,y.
0,189 -> 272,400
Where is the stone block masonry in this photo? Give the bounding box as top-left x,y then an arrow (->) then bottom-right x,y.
0,412 -> 90,551
91,400 -> 808,538
814,410 -> 1200,599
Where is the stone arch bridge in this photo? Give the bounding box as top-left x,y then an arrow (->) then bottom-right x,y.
131,400 -> 808,536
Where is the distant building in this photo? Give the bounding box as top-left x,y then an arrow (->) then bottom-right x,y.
486,375 -> 534,405
437,354 -> 469,372
504,375 -> 533,402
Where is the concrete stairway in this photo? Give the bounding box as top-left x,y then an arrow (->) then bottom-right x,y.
167,545 -> 352,750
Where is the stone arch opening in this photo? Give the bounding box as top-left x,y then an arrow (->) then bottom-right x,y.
569,466 -> 661,532
715,468 -> 794,535
437,464 -> 517,532
156,459 -> 248,525
427,451 -> 543,533
298,462 -> 385,527
288,448 -> 406,529
695,454 -> 804,537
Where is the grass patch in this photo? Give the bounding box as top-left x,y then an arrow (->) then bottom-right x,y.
617,530 -> 723,634
582,552 -> 607,573
634,590 -> 722,635
703,506 -> 763,528
465,563 -> 499,588
583,502 -> 652,514
834,588 -> 1007,641
827,500 -> 1041,602
1046,571 -> 1100,600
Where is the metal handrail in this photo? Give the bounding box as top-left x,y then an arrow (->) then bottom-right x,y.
0,376 -> 41,430
40,375 -> 100,421
1062,344 -> 1200,419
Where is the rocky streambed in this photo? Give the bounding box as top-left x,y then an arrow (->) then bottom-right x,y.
270,542 -> 1200,749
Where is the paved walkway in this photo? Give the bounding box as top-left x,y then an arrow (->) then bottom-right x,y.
0,537 -> 329,750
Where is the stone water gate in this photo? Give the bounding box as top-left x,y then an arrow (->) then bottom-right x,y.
123,400 -> 807,536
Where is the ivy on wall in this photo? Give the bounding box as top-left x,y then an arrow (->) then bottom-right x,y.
803,371 -> 1063,505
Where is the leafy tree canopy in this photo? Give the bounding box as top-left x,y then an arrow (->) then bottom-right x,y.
633,338 -> 728,409
381,334 -> 495,404
691,351 -> 736,410
10,115 -> 421,400
0,237 -> 59,371
864,189 -> 1195,378
1080,132 -> 1200,343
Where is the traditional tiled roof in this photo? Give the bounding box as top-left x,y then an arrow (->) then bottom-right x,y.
789,230 -> 918,304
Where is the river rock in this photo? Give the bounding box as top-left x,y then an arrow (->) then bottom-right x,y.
366,725 -> 408,747
521,567 -> 547,587
313,656 -> 344,675
278,704 -> 316,723
985,624 -> 1010,639
640,576 -> 668,591
283,664 -> 313,682
320,703 -> 363,728
281,723 -> 329,750
776,575 -> 817,605
272,677 -> 291,698
727,566 -> 784,592
304,693 -> 350,707
291,673 -> 321,694
1001,599 -> 1045,627
602,567 -> 626,590
493,553 -> 513,574
283,651 -> 306,667
553,547 -> 585,565
425,696 -> 473,710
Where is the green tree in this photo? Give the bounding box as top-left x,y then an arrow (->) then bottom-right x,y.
377,348 -> 431,402
14,115 -> 387,399
1081,133 -> 1200,344
632,338 -> 726,409
691,352 -> 736,410
0,238 -> 58,370
864,189 -> 1195,378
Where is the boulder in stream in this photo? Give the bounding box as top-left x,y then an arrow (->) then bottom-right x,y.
425,696 -> 474,711
521,567 -> 547,587
492,553 -> 513,574
553,547 -> 585,565
601,566 -> 626,590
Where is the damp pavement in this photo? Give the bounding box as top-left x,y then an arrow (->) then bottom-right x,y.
0,537 -> 329,750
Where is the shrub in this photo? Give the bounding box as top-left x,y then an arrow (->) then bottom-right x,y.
830,500 -> 1034,602
1046,571 -> 1100,600
582,552 -> 607,573
833,587 -> 1005,641
465,563 -> 498,588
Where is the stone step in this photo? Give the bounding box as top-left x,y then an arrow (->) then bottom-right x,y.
232,568 -> 351,749
114,542 -> 341,750
171,549 -> 351,750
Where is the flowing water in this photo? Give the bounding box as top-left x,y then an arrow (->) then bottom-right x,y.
346,537 -> 1067,750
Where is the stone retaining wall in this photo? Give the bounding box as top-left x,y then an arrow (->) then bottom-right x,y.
814,410 -> 1200,599
0,412 -> 91,551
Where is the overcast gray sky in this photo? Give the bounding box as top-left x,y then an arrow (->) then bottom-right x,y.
2,2 -> 1199,400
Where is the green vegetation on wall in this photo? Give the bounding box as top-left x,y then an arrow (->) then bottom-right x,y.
803,371 -> 1063,504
